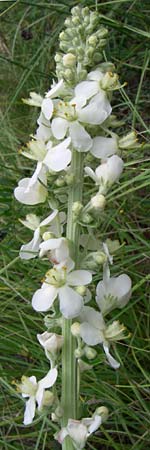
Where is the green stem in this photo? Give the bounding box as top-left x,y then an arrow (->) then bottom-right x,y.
61,150 -> 84,449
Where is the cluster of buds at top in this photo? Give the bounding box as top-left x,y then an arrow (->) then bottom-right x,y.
55,6 -> 108,84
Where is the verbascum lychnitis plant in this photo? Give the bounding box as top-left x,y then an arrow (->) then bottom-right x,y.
14,6 -> 139,450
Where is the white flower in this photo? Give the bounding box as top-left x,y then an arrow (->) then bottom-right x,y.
85,155 -> 124,192
22,136 -> 72,173
96,265 -> 132,316
14,162 -> 47,205
37,331 -> 64,359
51,98 -> 92,152
75,69 -> 121,101
19,210 -> 66,260
19,368 -> 57,425
22,79 -> 64,122
79,306 -> 126,369
55,410 -> 105,449
32,264 -> 92,319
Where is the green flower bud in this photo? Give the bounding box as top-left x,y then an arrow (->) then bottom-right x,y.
84,346 -> 97,360
97,28 -> 108,39
82,7 -> 89,17
65,173 -> 74,185
71,6 -> 81,16
82,213 -> 93,224
78,69 -> 88,81
55,177 -> 65,187
59,31 -> 68,41
72,16 -> 81,26
91,194 -> 106,210
93,251 -> 107,265
54,53 -> 62,63
72,201 -> 83,216
71,322 -> 81,337
88,35 -> 97,46
93,52 -> 103,63
42,231 -> 54,241
75,285 -> 86,296
75,348 -> 85,358
59,42 -> 69,52
94,406 -> 109,423
63,53 -> 76,67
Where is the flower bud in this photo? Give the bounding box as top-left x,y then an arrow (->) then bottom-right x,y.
90,194 -> 106,210
82,213 -> 93,224
82,7 -> 89,17
63,53 -> 76,67
78,69 -> 88,81
97,28 -> 108,39
42,231 -> 54,241
42,391 -> 54,407
71,6 -> 80,16
88,35 -> 97,46
72,201 -> 83,216
55,177 -> 65,187
93,52 -> 103,63
84,346 -> 97,359
94,406 -> 109,423
59,31 -> 68,41
55,406 -> 63,418
71,322 -> 81,337
54,53 -> 62,63
74,348 -> 85,358
64,68 -> 74,81
93,251 -> 107,265
64,173 -> 74,185
75,285 -> 86,296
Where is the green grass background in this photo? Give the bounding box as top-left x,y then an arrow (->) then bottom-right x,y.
0,0 -> 150,449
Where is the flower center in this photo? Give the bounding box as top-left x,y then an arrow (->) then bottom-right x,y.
45,267 -> 67,287
54,101 -> 77,121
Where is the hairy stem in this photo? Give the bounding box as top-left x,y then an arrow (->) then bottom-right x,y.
61,150 -> 84,449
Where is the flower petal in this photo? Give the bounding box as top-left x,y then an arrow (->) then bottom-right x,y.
32,286 -> 57,312
42,98 -> 53,120
67,270 -> 92,286
40,209 -> 58,227
80,322 -> 103,345
69,122 -> 92,152
59,286 -> 83,318
23,396 -> 36,425
44,142 -> 71,171
91,136 -> 118,159
103,343 -> 120,369
87,69 -> 104,81
38,368 -> 58,390
79,306 -> 105,330
46,79 -> 64,98
78,92 -> 112,125
85,166 -> 97,182
20,228 -> 41,260
51,118 -> 68,140
75,80 -> 98,100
